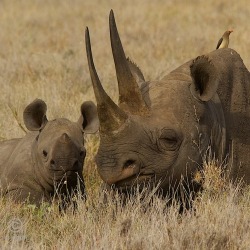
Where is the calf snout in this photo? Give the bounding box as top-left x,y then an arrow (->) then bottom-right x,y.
49,133 -> 86,173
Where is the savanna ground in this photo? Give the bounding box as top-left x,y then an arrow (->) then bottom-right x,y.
0,0 -> 250,249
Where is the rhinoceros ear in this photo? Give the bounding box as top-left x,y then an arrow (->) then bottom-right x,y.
190,56 -> 219,101
23,99 -> 48,131
78,101 -> 99,134
127,57 -> 145,89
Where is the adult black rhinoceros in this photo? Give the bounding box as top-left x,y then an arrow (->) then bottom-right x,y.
0,99 -> 99,206
85,10 -> 250,200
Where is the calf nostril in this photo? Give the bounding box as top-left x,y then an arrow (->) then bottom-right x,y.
123,160 -> 136,169
73,160 -> 80,170
50,159 -> 56,168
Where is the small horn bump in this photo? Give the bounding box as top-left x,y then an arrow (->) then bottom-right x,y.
60,133 -> 70,142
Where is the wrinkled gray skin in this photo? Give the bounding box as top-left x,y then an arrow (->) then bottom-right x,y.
85,10 -> 250,203
0,99 -> 99,206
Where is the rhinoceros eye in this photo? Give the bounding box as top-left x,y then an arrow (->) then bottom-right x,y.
159,129 -> 179,151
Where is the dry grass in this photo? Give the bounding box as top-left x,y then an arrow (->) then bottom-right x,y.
1,167 -> 250,249
1,0 -> 250,249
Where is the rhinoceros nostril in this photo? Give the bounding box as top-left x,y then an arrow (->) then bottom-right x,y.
123,159 -> 136,169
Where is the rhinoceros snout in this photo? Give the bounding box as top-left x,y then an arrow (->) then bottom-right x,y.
98,155 -> 141,185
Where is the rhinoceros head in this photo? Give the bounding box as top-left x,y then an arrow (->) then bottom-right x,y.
86,10 -> 226,194
23,99 -> 99,193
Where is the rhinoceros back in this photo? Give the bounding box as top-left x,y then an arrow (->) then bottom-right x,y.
0,138 -> 22,172
207,49 -> 250,183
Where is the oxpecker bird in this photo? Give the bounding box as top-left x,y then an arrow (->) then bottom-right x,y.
216,30 -> 233,49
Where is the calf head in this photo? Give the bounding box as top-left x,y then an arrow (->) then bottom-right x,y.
85,10 -> 226,197
23,99 -> 99,197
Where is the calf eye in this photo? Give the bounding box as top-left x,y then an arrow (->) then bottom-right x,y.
80,150 -> 86,158
42,150 -> 48,158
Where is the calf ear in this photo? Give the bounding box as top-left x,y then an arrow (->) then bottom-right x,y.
190,56 -> 219,101
78,101 -> 99,134
23,99 -> 48,131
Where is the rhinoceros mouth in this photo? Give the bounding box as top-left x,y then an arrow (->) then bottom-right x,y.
114,172 -> 155,188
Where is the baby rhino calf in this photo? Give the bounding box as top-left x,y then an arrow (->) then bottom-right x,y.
0,99 -> 99,206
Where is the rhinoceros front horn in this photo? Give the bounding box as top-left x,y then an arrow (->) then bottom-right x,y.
85,27 -> 128,134
109,10 -> 148,114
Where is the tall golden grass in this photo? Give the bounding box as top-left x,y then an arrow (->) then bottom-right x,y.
0,0 -> 250,248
